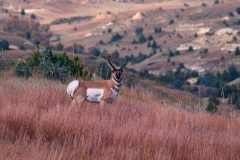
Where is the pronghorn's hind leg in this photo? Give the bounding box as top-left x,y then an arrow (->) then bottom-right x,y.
69,94 -> 86,107
68,83 -> 87,108
75,95 -> 86,106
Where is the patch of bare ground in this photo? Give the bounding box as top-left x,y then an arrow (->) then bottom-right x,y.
0,74 -> 240,159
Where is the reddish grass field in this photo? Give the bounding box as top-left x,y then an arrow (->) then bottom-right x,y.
0,73 -> 240,159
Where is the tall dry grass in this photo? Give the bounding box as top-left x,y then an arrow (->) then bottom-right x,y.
0,75 -> 240,160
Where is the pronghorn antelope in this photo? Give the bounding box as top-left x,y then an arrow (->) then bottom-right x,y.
67,56 -> 128,107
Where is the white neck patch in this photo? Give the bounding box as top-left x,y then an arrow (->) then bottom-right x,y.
110,88 -> 119,101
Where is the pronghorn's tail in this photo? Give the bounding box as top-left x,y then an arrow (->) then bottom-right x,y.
67,80 -> 79,100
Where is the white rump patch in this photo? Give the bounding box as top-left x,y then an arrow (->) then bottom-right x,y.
67,80 -> 79,98
86,88 -> 104,102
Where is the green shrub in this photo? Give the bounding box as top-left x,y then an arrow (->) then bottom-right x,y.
0,39 -> 9,50
206,102 -> 217,113
28,45 -> 92,81
12,61 -> 31,78
96,62 -> 111,80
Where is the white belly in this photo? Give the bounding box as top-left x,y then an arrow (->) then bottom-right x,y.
86,88 -> 104,102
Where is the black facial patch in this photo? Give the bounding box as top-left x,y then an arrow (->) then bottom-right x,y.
115,71 -> 121,79
113,70 -> 122,80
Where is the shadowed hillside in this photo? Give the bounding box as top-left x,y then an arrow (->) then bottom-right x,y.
0,73 -> 240,159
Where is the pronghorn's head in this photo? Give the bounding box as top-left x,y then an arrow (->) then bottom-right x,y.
108,56 -> 128,81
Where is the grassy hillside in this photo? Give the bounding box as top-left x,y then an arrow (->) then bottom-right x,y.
0,73 -> 240,159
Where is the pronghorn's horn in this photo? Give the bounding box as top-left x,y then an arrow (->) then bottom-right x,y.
108,56 -> 116,70
120,57 -> 128,70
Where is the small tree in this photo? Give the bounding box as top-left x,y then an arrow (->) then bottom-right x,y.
201,3 -> 207,7
99,40 -> 104,45
30,13 -> 36,19
169,50 -> 174,57
214,0 -> 219,4
138,34 -> 146,44
228,12 -> 234,17
135,27 -> 143,36
0,39 -> 9,50
168,19 -> 174,25
203,48 -> 208,54
107,28 -> 112,33
194,33 -> 198,38
132,39 -> 137,44
232,36 -> 238,42
154,27 -> 162,33
178,63 -> 185,68
151,41 -> 157,49
188,46 -> 193,52
20,9 -> 25,16
175,50 -> 180,55
235,47 -> 240,55
148,35 -> 154,41
236,7 -> 240,15
147,41 -> 151,48
167,57 -> 170,63
111,33 -> 123,42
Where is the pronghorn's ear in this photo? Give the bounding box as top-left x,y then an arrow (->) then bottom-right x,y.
120,57 -> 128,70
108,56 -> 116,70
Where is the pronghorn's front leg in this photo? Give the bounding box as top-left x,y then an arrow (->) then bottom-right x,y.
100,99 -> 107,109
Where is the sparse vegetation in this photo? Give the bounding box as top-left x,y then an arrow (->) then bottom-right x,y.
50,16 -> 93,25
4,16 -> 53,45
